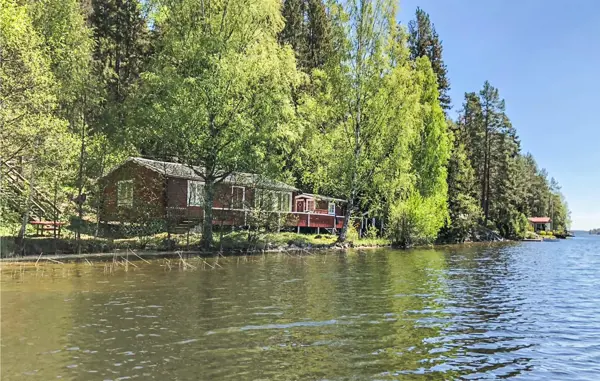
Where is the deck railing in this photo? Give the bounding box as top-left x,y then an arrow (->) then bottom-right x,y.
165,206 -> 344,229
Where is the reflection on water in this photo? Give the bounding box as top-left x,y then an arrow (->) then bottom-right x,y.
2,236 -> 600,380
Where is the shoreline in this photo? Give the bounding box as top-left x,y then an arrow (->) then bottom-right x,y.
0,239 -> 516,264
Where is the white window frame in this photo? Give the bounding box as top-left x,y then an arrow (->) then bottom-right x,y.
187,180 -> 205,206
328,202 -> 336,215
232,186 -> 246,209
117,180 -> 133,207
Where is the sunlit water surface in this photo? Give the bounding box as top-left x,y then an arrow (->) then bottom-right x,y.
2,234 -> 600,380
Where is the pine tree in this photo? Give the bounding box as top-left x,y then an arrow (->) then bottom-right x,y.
439,123 -> 482,242
89,0 -> 151,135
279,0 -> 333,72
280,0 -> 306,58
477,81 -> 506,222
305,0 -> 333,69
408,7 -> 451,111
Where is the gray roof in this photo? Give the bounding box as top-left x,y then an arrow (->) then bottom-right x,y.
124,157 -> 298,192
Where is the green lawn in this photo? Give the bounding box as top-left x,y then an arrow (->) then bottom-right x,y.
1,228 -> 391,257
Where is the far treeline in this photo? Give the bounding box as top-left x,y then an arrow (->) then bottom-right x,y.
1,0 -> 571,249
590,229 -> 600,235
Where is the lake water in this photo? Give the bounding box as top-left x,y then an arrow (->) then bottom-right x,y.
2,234 -> 600,380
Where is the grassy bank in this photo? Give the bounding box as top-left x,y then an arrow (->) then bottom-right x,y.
0,231 -> 391,259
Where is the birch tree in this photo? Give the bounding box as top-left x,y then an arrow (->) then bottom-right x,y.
303,0 -> 420,242
131,0 -> 300,248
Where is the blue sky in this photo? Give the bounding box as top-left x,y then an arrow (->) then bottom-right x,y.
398,0 -> 600,230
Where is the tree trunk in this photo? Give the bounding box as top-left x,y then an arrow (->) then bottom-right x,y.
482,108 -> 490,223
17,162 -> 36,255
484,141 -> 491,222
94,151 -> 106,238
337,198 -> 354,243
200,178 -> 215,250
76,117 -> 86,254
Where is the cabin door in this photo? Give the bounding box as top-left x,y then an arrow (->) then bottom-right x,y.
296,200 -> 305,212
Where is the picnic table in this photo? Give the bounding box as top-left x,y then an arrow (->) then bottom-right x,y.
29,221 -> 67,237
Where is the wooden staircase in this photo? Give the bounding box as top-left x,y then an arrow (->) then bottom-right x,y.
165,207 -> 201,234
1,160 -> 61,222
170,219 -> 202,234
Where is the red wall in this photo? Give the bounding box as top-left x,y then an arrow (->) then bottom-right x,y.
100,161 -> 166,222
100,162 -> 347,227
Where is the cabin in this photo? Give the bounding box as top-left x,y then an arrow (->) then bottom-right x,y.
99,157 -> 346,232
528,217 -> 552,232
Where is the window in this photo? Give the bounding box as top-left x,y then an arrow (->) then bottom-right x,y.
255,189 -> 277,210
117,180 -> 133,207
328,202 -> 336,215
255,190 -> 291,211
232,186 -> 245,209
280,193 -> 292,212
307,200 -> 315,212
187,181 -> 204,206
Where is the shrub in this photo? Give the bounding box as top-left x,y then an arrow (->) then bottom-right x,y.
365,225 -> 378,240
388,192 -> 447,248
525,231 -> 538,239
346,223 -> 360,242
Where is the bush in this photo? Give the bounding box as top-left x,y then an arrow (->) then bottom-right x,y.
525,231 -> 538,239
365,225 -> 378,240
388,192 -> 447,248
346,223 -> 359,242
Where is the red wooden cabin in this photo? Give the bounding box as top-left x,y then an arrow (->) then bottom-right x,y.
99,158 -> 346,232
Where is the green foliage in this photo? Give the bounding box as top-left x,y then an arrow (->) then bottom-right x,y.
365,225 -> 378,240
27,0 -> 94,114
1,0 -> 571,253
408,7 -> 451,111
389,191 -> 446,248
130,0 -> 301,248
450,80 -> 570,241
280,0 -> 333,71
440,126 -> 483,243
525,231 -> 538,240
0,0 -> 80,230
302,0 -> 430,242
346,223 -> 359,242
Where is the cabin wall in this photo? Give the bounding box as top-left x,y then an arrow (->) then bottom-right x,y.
100,161 -> 166,222
100,163 -> 347,230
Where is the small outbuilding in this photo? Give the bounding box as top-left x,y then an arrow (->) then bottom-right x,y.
528,217 -> 552,232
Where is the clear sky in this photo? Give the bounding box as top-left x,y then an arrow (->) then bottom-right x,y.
398,0 -> 600,230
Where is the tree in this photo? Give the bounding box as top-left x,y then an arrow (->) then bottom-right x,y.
459,81 -> 511,223
390,56 -> 451,246
439,125 -> 482,243
303,0 -> 413,242
454,82 -> 527,238
89,0 -> 150,96
130,0 -> 300,249
28,0 -> 97,247
279,0 -> 333,72
408,7 -> 451,111
0,0 -> 77,248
